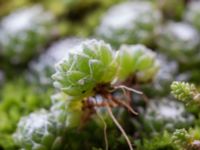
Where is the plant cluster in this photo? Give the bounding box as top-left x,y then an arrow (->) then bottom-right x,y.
14,39 -> 159,150
1,0 -> 200,150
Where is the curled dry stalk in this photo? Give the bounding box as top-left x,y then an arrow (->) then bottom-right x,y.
114,85 -> 143,95
105,103 -> 134,150
104,92 -> 134,150
81,84 -> 144,150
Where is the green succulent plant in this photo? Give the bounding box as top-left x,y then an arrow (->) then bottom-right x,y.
13,109 -> 67,150
96,1 -> 162,47
0,5 -> 55,64
116,44 -> 159,82
52,39 -> 117,98
52,39 -> 160,98
136,99 -> 194,134
156,22 -> 200,64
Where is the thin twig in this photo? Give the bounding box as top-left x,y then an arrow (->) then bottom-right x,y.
114,85 -> 143,95
96,109 -> 109,150
114,85 -> 149,103
106,104 -> 134,150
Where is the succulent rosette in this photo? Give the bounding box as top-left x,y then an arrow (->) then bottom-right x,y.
52,39 -> 117,98
13,109 -> 67,150
96,1 -> 162,47
0,5 -> 54,64
156,22 -> 200,64
13,91 -> 85,150
116,44 -> 159,82
136,99 -> 194,134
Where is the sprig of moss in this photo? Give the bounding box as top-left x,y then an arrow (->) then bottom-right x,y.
136,131 -> 177,150
171,81 -> 200,106
172,128 -> 200,150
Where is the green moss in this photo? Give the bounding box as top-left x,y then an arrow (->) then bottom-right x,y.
136,131 -> 178,150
